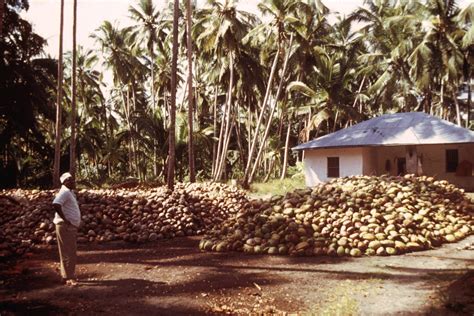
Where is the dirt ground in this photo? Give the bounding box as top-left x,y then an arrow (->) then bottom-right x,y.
0,235 -> 473,315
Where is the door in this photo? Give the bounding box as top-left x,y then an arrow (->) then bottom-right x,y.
397,158 -> 406,175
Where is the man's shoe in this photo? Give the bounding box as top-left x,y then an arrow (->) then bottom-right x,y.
65,279 -> 78,286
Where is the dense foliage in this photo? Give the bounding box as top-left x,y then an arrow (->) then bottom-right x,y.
0,0 -> 57,188
1,0 -> 473,188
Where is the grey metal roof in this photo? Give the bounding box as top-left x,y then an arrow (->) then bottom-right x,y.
293,112 -> 474,151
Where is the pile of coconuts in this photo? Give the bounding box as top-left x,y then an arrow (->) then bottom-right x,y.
0,182 -> 249,258
199,175 -> 474,257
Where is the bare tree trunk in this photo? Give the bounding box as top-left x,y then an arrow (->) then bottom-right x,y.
280,120 -> 292,180
167,0 -> 179,189
129,87 -> 138,180
440,80 -> 445,119
263,159 -> 275,182
353,75 -> 366,114
452,91 -> 462,126
70,0 -> 77,178
53,0 -> 65,188
186,0 -> 195,182
242,47 -> 280,186
467,80 -> 471,129
249,35 -> 293,183
213,85 -> 227,179
232,112 -> 245,171
151,35 -> 157,178
120,88 -> 133,174
306,108 -> 311,142
333,109 -> 339,132
211,85 -> 218,176
215,54 -> 235,181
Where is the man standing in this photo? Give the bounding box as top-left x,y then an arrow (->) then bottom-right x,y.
53,172 -> 81,286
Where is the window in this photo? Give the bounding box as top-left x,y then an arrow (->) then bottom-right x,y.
446,149 -> 458,173
397,158 -> 406,175
327,157 -> 339,178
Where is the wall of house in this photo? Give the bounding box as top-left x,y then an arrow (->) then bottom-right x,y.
303,148 -> 364,187
362,147 -> 378,175
372,144 -> 474,191
303,143 -> 474,191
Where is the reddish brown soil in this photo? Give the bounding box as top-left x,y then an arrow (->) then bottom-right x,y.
1,235 -> 473,315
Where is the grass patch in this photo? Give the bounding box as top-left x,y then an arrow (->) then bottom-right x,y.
249,176 -> 306,199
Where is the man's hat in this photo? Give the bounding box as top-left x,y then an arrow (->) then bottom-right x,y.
60,172 -> 73,184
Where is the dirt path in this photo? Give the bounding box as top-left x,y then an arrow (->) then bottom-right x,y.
1,235 -> 473,315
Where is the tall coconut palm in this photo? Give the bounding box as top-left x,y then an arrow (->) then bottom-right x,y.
129,0 -> 159,110
63,46 -> 108,178
350,0 -> 421,116
457,3 -> 474,128
167,0 -> 179,189
195,0 -> 256,181
129,0 -> 163,178
408,0 -> 464,124
70,0 -> 77,178
93,22 -> 145,176
53,0 -> 65,188
186,0 -> 195,182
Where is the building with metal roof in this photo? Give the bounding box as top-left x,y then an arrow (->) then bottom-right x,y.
293,112 -> 474,190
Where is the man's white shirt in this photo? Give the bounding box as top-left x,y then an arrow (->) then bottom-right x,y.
53,185 -> 81,227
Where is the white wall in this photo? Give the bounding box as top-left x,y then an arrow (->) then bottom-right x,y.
303,144 -> 474,191
372,144 -> 474,191
303,148 -> 364,187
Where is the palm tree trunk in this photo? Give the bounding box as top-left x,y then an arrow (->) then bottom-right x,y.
306,108 -> 311,142
263,159 -> 275,182
186,0 -> 195,182
120,88 -> 132,174
467,80 -> 471,129
242,47 -> 280,186
211,85 -> 218,176
232,111 -> 245,171
131,87 -> 140,179
70,0 -> 77,178
280,119 -> 291,180
53,0 -> 65,188
333,110 -> 339,132
248,35 -> 292,183
150,16 -> 157,179
354,75 -> 366,113
452,91 -> 462,126
167,0 -> 179,189
215,54 -> 235,181
213,85 -> 226,179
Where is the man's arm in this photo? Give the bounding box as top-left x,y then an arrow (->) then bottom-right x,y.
53,203 -> 71,225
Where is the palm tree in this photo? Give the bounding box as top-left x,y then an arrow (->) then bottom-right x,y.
409,0 -> 464,125
129,0 -> 159,111
63,46 -> 108,178
167,0 -> 179,189
129,0 -> 162,178
186,0 -> 195,182
70,0 -> 78,178
93,22 -> 146,177
349,0 -> 421,116
195,0 -> 256,181
53,0 -> 65,188
457,3 -> 474,128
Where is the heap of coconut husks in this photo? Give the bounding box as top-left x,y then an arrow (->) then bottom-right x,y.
200,175 -> 473,256
0,182 -> 249,258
